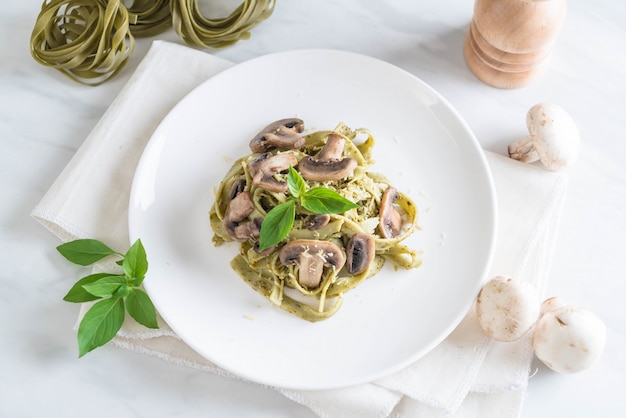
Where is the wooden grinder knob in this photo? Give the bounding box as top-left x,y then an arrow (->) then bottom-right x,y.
464,0 -> 567,89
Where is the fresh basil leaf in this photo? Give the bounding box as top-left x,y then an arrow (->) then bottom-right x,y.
82,276 -> 126,298
63,273 -> 111,303
301,187 -> 360,214
115,284 -> 132,298
77,297 -> 125,357
258,199 -> 295,251
123,239 -> 148,282
127,276 -> 143,287
126,288 -> 159,329
59,237 -> 159,356
57,239 -> 119,266
287,166 -> 307,199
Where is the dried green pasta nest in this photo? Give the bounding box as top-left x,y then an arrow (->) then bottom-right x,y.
30,0 -> 135,85
30,0 -> 276,85
171,0 -> 275,49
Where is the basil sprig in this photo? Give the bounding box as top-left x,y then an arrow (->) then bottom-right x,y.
258,167 -> 359,251
57,238 -> 158,357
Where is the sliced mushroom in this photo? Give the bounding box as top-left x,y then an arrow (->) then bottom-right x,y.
226,190 -> 254,222
222,187 -> 255,242
346,233 -> 375,275
233,217 -> 262,241
279,239 -> 346,288
228,178 -> 246,200
379,187 -> 402,238
249,118 -> 306,153
298,133 -> 357,181
254,240 -> 276,256
247,152 -> 298,192
305,214 -> 331,230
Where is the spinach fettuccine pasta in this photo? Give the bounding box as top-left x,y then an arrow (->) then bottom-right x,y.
210,119 -> 422,321
30,0 -> 275,85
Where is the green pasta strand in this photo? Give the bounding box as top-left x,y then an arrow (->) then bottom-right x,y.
126,0 -> 172,37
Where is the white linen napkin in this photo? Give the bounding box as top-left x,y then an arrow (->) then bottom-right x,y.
32,40 -> 568,418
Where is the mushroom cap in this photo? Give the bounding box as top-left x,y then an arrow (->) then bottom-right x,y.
475,276 -> 540,342
279,239 -> 345,269
345,233 -> 376,275
378,187 -> 402,239
228,178 -> 246,200
306,214 -> 331,230
248,152 -> 298,192
232,218 -> 262,242
527,103 -> 581,171
298,156 -> 357,181
279,239 -> 346,288
249,118 -> 305,153
222,190 -> 256,242
533,306 -> 606,373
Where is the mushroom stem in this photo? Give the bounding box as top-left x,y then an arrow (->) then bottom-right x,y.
508,136 -> 540,163
318,133 -> 346,161
249,118 -> 305,153
297,251 -> 327,288
279,239 -> 346,289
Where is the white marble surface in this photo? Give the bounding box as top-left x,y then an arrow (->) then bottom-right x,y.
2,1 -> 625,417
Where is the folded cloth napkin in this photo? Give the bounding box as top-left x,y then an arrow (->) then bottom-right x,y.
33,40 -> 568,418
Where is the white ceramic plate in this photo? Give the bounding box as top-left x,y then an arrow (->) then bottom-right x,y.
129,49 -> 496,390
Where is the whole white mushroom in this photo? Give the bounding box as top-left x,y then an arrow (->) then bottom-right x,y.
475,276 -> 541,342
532,301 -> 606,373
508,103 -> 581,171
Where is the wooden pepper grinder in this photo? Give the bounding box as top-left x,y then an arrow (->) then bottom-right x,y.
464,0 -> 567,89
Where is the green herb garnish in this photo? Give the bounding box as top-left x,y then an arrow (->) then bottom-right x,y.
258,167 -> 359,251
57,238 -> 158,357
